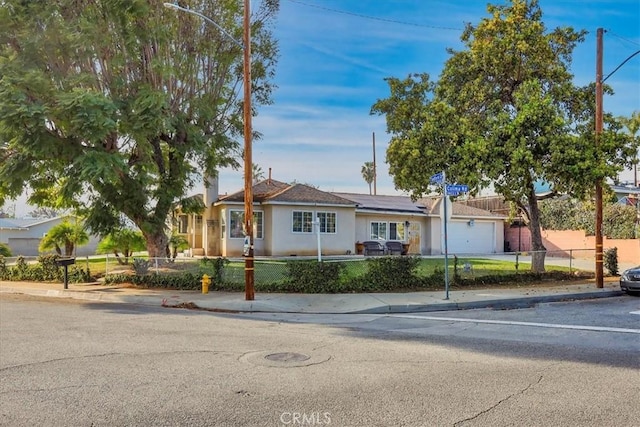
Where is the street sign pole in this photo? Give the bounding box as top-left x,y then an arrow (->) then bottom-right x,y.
443,172 -> 450,300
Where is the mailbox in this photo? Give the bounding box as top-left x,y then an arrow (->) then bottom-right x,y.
55,257 -> 76,289
55,257 -> 76,267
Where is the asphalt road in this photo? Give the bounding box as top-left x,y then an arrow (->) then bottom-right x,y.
237,296 -> 640,368
1,294 -> 638,426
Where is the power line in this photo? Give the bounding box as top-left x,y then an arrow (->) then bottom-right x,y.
607,31 -> 640,48
284,0 -> 463,31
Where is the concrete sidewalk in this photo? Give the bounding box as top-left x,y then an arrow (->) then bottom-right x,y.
0,278 -> 626,314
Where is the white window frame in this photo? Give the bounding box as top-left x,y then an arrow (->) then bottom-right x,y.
220,209 -> 226,239
292,211 -> 314,233
316,211 -> 337,234
370,221 -> 387,240
389,222 -> 406,241
229,209 -> 264,239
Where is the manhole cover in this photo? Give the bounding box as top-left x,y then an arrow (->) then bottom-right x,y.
240,350 -> 331,368
265,352 -> 310,362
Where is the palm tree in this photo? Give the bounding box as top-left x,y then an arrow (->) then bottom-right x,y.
361,161 -> 375,195
97,229 -> 146,265
38,219 -> 89,256
619,111 -> 640,185
253,164 -> 265,183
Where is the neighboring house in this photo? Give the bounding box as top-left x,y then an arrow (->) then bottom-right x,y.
0,216 -> 99,257
174,177 -> 506,257
612,183 -> 640,210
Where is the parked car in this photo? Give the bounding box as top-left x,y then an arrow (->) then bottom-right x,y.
620,266 -> 640,295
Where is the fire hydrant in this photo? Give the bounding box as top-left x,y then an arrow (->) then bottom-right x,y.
201,274 -> 211,294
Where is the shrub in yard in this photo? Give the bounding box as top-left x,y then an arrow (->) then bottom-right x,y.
0,256 -> 7,280
0,254 -> 91,283
132,258 -> 150,275
359,256 -> 422,291
603,247 -> 618,276
40,255 -> 61,279
105,272 -> 201,289
421,264 -> 445,288
285,260 -> 344,293
0,243 -> 12,257
200,257 -> 229,285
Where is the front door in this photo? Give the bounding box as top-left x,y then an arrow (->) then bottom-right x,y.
407,222 -> 421,254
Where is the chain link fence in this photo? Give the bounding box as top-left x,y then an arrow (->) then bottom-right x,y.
148,250 -> 600,284
1,249 -> 604,287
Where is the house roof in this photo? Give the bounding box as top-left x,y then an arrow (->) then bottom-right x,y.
215,179 -> 503,218
612,184 -> 640,196
0,217 -> 65,229
217,180 -> 356,206
332,193 -> 427,214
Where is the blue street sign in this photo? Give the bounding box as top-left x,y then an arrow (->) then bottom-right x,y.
446,184 -> 468,193
430,171 -> 444,184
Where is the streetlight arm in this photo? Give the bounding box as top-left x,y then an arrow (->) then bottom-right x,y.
163,2 -> 243,49
603,50 -> 640,83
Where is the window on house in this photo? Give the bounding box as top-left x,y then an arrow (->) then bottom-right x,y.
230,210 -> 244,238
220,210 -> 226,239
292,211 -> 313,233
389,222 -> 405,240
370,222 -> 387,240
316,212 -> 336,233
177,214 -> 188,234
229,209 -> 263,239
253,211 -> 263,239
195,215 -> 203,229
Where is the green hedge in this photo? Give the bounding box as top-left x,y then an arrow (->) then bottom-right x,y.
0,255 -> 92,283
101,256 -> 586,293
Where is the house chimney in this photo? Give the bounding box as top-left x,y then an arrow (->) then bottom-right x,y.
268,167 -> 272,184
203,175 -> 219,207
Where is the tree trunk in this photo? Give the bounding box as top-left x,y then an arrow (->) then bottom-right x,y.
145,230 -> 168,260
526,185 -> 546,273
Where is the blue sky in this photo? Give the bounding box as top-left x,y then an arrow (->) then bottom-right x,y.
219,0 -> 640,196
7,0 -> 640,216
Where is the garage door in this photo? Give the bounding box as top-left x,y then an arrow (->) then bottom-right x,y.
446,221 -> 495,254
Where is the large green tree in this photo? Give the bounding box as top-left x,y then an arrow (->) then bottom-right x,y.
0,0 -> 279,257
372,0 -> 635,272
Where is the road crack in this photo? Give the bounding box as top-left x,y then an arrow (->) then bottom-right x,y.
453,375 -> 543,426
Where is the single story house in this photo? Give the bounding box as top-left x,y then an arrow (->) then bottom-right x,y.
174,177 -> 506,257
0,216 -> 100,257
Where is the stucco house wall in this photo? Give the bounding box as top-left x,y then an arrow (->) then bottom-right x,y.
264,204 -> 355,256
354,212 -> 427,255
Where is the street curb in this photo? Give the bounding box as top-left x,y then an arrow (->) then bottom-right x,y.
350,290 -> 626,314
0,287 -> 167,306
1,286 -> 625,315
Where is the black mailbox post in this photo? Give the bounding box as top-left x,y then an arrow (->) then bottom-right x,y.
55,257 -> 76,289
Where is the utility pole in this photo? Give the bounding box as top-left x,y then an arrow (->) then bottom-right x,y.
242,0 -> 254,300
372,132 -> 377,195
163,1 -> 254,300
595,28 -> 604,289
